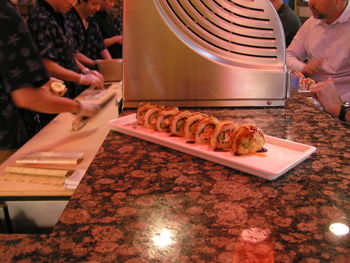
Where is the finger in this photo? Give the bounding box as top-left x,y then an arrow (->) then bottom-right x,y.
50,77 -> 64,83
309,88 -> 320,94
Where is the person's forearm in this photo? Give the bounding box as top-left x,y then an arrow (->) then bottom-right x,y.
43,59 -> 81,83
103,35 -> 121,47
286,27 -> 308,73
319,97 -> 349,122
75,52 -> 95,68
75,58 -> 90,73
100,49 -> 112,60
11,87 -> 80,114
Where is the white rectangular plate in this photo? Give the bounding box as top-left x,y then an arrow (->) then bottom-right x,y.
108,114 -> 316,180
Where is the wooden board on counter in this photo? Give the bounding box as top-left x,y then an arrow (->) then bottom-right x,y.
0,83 -> 122,197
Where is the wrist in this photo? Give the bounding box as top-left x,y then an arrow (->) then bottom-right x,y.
338,101 -> 350,122
73,99 -> 81,115
331,104 -> 341,117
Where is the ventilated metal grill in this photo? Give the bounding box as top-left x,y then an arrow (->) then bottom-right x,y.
156,0 -> 285,66
123,0 -> 289,107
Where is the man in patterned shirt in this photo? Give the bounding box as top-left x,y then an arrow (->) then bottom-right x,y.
67,0 -> 112,68
0,0 -> 99,159
27,0 -> 104,99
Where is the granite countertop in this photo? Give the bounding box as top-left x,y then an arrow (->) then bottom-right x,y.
1,93 -> 350,262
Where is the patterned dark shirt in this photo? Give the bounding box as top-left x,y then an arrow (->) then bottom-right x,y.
0,0 -> 49,149
94,11 -> 122,58
27,0 -> 81,98
27,0 -> 78,72
67,8 -> 106,60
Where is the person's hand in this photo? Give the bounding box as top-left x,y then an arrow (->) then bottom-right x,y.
40,78 -> 62,92
88,70 -> 104,86
302,58 -> 323,77
310,78 -> 342,117
81,68 -> 104,84
39,78 -> 67,96
79,73 -> 104,89
50,81 -> 67,96
75,100 -> 100,117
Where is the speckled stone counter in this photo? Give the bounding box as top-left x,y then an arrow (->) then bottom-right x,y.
1,93 -> 350,263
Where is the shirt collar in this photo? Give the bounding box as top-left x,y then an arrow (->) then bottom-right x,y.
277,3 -> 287,15
336,0 -> 350,23
38,0 -> 65,31
37,0 -> 57,17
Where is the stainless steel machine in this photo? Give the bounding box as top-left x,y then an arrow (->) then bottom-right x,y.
123,0 -> 289,107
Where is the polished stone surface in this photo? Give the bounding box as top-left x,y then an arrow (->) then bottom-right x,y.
1,93 -> 350,262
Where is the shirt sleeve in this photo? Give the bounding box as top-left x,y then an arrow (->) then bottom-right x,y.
27,14 -> 61,63
0,6 -> 49,93
286,20 -> 310,73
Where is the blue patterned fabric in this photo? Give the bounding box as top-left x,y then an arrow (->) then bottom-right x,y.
0,0 -> 49,149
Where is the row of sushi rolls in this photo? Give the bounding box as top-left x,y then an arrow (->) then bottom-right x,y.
136,103 -> 267,156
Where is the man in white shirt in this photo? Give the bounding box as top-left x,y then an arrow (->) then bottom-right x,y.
286,0 -> 350,101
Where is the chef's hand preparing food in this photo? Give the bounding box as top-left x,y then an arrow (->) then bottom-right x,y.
74,100 -> 101,117
79,71 -> 104,89
48,79 -> 67,97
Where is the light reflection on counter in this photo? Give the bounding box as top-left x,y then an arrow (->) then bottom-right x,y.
152,228 -> 174,248
145,218 -> 181,261
329,223 -> 349,236
233,228 -> 275,263
241,227 -> 268,243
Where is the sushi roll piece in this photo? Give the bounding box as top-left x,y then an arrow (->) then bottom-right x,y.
231,124 -> 265,155
210,121 -> 238,150
156,107 -> 179,132
184,113 -> 208,140
170,110 -> 192,136
299,76 -> 316,91
144,105 -> 164,129
136,103 -> 155,125
195,117 -> 220,144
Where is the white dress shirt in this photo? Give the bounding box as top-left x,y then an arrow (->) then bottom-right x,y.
286,2 -> 350,101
